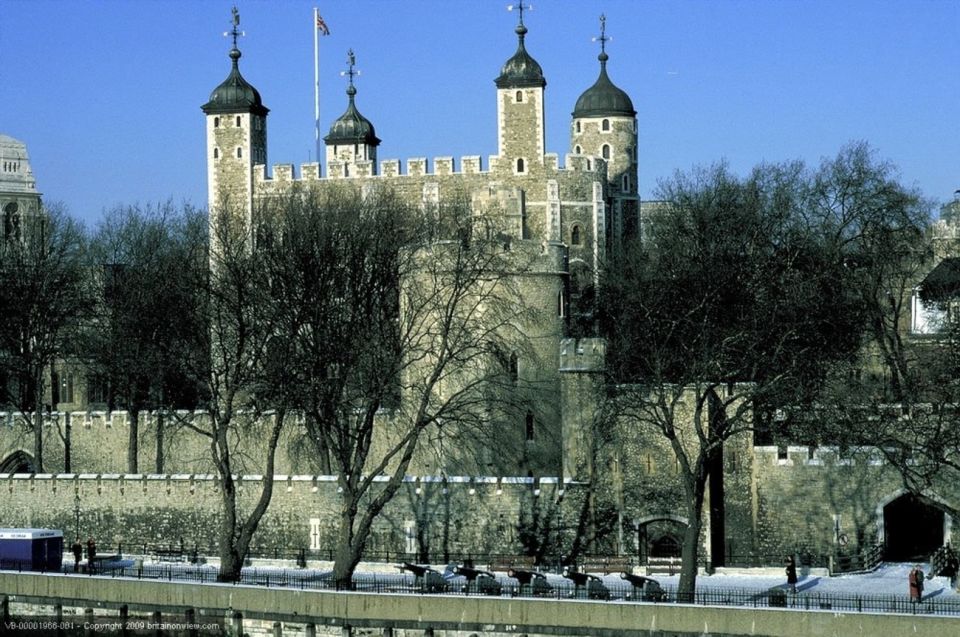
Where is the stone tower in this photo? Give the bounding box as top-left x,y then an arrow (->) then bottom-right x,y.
201,8 -> 268,225
324,50 -> 381,178
494,5 -> 546,175
571,15 -> 638,239
0,134 -> 42,243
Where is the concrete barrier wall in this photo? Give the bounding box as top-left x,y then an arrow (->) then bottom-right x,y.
3,572 -> 959,637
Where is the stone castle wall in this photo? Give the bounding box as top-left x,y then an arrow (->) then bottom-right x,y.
0,471 -> 579,559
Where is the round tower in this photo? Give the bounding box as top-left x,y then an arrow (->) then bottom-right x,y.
324,49 -> 380,177
201,7 -> 268,223
495,4 -> 546,173
571,15 -> 638,237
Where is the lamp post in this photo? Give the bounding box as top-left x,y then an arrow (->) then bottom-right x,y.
73,492 -> 80,541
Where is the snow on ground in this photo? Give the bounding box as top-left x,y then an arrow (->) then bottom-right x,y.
631,562 -> 958,599
83,556 -> 958,603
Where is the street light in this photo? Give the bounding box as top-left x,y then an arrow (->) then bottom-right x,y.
73,492 -> 80,541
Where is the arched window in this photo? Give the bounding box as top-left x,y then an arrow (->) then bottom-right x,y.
214,117 -> 220,128
574,145 -> 582,155
235,115 -> 241,127
3,202 -> 21,240
602,119 -> 610,131
575,121 -> 581,133
516,158 -> 525,173
602,144 -> 610,159
236,147 -> 242,159
571,225 -> 581,245
0,450 -> 36,474
516,90 -> 523,102
213,147 -> 219,159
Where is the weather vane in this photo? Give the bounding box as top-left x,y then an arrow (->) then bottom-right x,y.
592,14 -> 611,54
340,49 -> 360,87
225,6 -> 245,49
507,3 -> 533,25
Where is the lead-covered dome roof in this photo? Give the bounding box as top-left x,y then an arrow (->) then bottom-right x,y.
573,51 -> 635,118
495,22 -> 546,89
202,47 -> 269,116
324,85 -> 380,146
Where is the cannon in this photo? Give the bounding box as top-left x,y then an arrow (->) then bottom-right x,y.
562,566 -> 610,600
507,568 -> 554,597
399,562 -> 447,593
452,564 -> 502,595
620,572 -> 668,601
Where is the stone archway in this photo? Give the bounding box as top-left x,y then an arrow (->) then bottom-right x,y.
881,493 -> 946,561
634,514 -> 688,564
0,449 -> 36,474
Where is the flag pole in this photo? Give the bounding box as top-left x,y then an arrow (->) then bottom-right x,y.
314,7 -> 321,172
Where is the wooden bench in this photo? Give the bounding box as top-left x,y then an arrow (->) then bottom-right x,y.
488,555 -> 536,572
646,556 -> 682,575
153,548 -> 185,562
580,556 -> 633,575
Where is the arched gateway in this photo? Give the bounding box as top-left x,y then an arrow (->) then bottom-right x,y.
879,491 -> 949,561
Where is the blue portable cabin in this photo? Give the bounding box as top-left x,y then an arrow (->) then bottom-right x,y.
0,528 -> 64,571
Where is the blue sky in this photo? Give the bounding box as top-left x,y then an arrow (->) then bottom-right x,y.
2,0 -> 957,227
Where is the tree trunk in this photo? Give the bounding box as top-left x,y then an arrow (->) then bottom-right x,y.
33,383 -> 44,473
217,473 -> 242,582
127,408 -> 139,474
155,411 -> 164,473
332,502 -> 361,590
677,479 -> 707,601
63,413 -> 71,473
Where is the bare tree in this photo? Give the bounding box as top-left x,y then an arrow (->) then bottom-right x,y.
83,203 -> 206,472
258,186 -> 535,588
0,204 -> 88,472
173,204 -> 291,581
806,141 -> 933,401
600,158 -> 870,597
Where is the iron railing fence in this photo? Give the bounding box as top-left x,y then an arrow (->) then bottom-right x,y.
2,560 -> 959,617
97,541 -> 838,574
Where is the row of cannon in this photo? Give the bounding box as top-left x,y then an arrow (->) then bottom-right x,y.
398,562 -> 667,601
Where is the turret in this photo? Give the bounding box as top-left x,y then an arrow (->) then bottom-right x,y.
201,7 -> 268,225
324,49 -> 380,177
495,4 -> 546,173
572,15 -> 638,239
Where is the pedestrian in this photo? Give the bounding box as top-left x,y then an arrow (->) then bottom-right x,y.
71,538 -> 83,573
943,546 -> 960,590
86,538 -> 97,573
785,555 -> 798,593
909,564 -> 924,603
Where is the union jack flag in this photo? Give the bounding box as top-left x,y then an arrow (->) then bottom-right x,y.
316,11 -> 330,35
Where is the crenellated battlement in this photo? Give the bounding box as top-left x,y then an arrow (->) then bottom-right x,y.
252,152 -> 606,188
753,444 -> 890,467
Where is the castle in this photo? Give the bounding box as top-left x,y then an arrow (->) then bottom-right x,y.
200,8 -> 643,479
1,9 -> 958,570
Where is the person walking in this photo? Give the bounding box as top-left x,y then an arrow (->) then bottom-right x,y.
71,539 -> 83,573
86,538 -> 97,573
785,555 -> 798,593
909,564 -> 925,603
